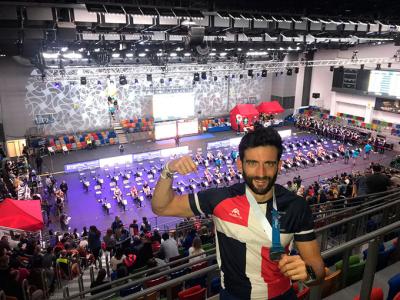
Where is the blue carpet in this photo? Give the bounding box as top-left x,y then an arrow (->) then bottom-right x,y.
156,133 -> 215,145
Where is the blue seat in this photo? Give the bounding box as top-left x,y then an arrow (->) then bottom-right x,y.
119,284 -> 142,297
388,273 -> 400,300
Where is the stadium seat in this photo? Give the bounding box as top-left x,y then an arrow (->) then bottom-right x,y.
388,273 -> 400,300
321,268 -> 342,298
119,284 -> 142,297
335,254 -> 365,286
393,292 -> 400,300
292,282 -> 310,300
178,285 -> 206,300
145,276 -> 167,288
353,287 -> 384,300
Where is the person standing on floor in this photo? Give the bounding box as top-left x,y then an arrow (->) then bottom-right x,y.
151,126 -> 325,300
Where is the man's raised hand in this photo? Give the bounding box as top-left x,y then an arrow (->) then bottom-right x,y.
168,156 -> 197,175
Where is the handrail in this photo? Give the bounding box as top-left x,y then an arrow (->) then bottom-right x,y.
115,221 -> 400,300
315,197 -> 400,233
321,220 -> 400,259
78,254 -> 217,300
64,248 -> 216,299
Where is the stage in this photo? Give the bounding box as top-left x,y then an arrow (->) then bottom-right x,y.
43,127 -> 398,234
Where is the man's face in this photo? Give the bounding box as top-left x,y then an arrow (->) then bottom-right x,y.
237,146 -> 281,197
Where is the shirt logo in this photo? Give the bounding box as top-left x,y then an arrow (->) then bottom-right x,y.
229,208 -> 242,219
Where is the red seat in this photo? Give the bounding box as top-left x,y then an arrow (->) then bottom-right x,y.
178,285 -> 206,300
394,291 -> 400,300
353,287 -> 384,300
191,261 -> 208,272
145,276 -> 167,288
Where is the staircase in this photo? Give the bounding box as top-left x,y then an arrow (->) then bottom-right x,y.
113,121 -> 128,144
51,254 -> 108,299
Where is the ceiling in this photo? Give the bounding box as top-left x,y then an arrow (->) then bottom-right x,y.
0,0 -> 399,68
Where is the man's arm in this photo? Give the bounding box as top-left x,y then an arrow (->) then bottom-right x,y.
151,156 -> 197,217
295,240 -> 325,284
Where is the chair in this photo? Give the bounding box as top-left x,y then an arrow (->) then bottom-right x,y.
187,261 -> 208,288
138,291 -> 158,300
119,284 -> 142,297
178,285 -> 206,300
388,273 -> 400,300
145,276 -> 167,288
335,255 -> 365,286
353,287 -> 384,300
321,268 -> 342,298
393,292 -> 400,300
62,145 -> 69,154
292,282 -> 310,300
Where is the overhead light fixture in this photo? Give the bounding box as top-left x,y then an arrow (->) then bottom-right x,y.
138,53 -> 146,57
119,75 -> 127,85
184,53 -> 191,57
170,53 -> 177,57
209,53 -> 216,56
126,53 -> 134,58
219,52 -> 227,56
63,52 -> 82,59
112,53 -> 120,58
42,52 -> 60,59
61,47 -> 68,52
156,53 -> 163,57
94,48 -> 100,52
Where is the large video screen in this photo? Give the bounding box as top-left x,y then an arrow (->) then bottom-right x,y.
153,93 -> 195,122
374,98 -> 400,114
368,70 -> 400,97
154,121 -> 176,140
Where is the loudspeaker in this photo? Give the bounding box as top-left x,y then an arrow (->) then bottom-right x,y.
330,66 -> 334,72
119,75 -> 127,85
147,74 -> 152,82
214,76 -> 217,81
261,70 -> 267,77
80,77 -> 86,85
201,71 -> 207,80
194,72 -> 200,81
312,93 -> 320,99
188,26 -> 205,45
248,69 -> 253,77
286,69 -> 292,76
294,67 -> 299,74
57,28 -> 77,41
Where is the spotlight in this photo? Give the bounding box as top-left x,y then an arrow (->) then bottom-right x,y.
80,77 -> 87,85
294,67 -> 299,74
147,74 -> 152,82
261,70 -> 267,77
119,75 -> 127,85
287,69 -> 292,76
248,69 -> 253,77
194,73 -> 200,81
201,72 -> 207,80
330,66 -> 334,72
376,64 -> 381,70
54,82 -> 61,89
360,64 -> 364,70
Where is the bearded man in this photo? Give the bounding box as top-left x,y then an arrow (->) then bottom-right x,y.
152,126 -> 325,300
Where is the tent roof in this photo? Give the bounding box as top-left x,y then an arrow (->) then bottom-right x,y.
0,199 -> 43,231
257,101 -> 284,114
230,104 -> 259,116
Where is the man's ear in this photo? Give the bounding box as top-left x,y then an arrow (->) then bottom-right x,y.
237,158 -> 243,173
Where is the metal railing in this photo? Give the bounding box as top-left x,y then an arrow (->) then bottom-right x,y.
63,248 -> 217,299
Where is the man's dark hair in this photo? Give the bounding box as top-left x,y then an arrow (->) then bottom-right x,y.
238,126 -> 283,161
162,232 -> 169,240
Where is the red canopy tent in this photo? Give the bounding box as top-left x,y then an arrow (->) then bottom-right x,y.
0,199 -> 43,231
230,104 -> 259,131
256,101 -> 285,114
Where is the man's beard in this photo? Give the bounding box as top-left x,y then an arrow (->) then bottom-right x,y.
242,169 -> 278,196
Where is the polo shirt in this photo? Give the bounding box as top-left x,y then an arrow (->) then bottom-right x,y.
188,183 -> 315,300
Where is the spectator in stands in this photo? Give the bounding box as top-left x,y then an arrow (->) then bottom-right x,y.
129,219 -> 139,238
90,268 -> 108,295
352,148 -> 360,166
119,144 -> 124,154
366,164 -> 392,194
159,232 -> 179,262
188,237 -> 206,263
81,226 -> 88,238
111,216 -> 123,233
152,126 -> 325,299
285,181 -> 297,193
352,170 -> 370,198
110,248 -> 126,274
140,217 -> 151,233
59,180 -> 68,201
88,226 -> 102,268
103,228 -> 116,254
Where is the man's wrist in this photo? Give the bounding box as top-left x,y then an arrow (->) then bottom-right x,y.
160,161 -> 175,179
